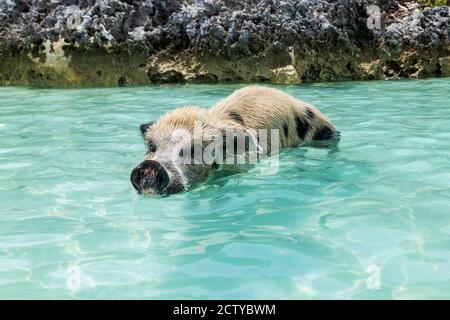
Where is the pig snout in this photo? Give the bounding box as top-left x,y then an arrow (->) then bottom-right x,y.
130,160 -> 169,194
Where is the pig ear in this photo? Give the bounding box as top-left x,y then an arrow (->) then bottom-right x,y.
140,121 -> 155,136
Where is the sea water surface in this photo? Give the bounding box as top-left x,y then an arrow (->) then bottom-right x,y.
0,79 -> 449,299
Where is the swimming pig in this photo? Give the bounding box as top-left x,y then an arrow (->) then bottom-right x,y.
130,86 -> 338,195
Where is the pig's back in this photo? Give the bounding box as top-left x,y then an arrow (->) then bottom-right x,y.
209,86 -> 336,147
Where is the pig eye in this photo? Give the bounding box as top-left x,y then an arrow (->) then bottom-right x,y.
147,142 -> 157,152
178,145 -> 197,158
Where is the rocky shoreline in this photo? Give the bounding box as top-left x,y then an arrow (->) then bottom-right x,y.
0,0 -> 449,86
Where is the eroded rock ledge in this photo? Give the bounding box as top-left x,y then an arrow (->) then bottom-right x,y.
0,0 -> 449,86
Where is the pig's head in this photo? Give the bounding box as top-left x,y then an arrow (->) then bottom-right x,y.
130,107 -> 259,195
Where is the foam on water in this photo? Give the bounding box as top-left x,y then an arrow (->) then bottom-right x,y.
0,79 -> 449,299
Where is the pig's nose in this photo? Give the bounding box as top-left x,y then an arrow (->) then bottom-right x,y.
130,160 -> 169,193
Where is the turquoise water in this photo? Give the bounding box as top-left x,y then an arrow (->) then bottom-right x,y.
0,79 -> 449,299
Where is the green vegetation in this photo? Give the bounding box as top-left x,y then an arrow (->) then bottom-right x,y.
419,0 -> 449,8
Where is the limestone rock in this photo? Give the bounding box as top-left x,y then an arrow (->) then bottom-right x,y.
0,0 -> 449,86
271,65 -> 300,84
